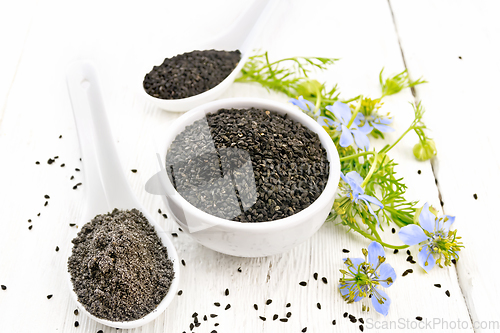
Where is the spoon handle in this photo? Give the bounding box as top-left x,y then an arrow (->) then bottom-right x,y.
66,61 -> 138,220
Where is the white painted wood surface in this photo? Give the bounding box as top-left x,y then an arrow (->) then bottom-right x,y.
0,0 -> 498,332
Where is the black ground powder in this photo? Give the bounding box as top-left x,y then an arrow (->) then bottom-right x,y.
68,209 -> 174,321
166,108 -> 329,222
143,49 -> 241,100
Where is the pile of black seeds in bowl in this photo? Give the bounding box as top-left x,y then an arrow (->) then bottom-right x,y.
67,209 -> 174,322
166,107 -> 329,222
143,49 -> 241,100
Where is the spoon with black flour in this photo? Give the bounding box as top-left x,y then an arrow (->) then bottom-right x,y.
66,61 -> 179,328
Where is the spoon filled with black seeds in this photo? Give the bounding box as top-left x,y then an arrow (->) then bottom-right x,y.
140,0 -> 279,111
66,62 -> 179,328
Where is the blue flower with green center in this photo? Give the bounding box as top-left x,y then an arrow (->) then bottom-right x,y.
398,203 -> 463,272
356,113 -> 394,133
338,171 -> 384,224
289,96 -> 320,119
338,241 -> 396,316
320,102 -> 372,150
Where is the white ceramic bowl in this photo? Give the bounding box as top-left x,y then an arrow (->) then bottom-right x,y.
158,98 -> 340,257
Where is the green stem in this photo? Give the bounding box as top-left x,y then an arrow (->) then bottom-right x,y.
347,97 -> 363,128
348,223 -> 408,250
380,126 -> 413,154
361,151 -> 378,188
339,151 -> 375,162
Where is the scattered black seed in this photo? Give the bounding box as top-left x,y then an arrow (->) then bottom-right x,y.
37,213 -> 40,216
214,302 -> 220,307
194,317 -> 199,324
416,316 -> 422,321
332,320 -> 336,325
61,164 -> 65,167
313,273 -> 318,280
67,209 -> 174,321
195,322 -> 201,327
351,317 -> 357,323
1,285 -> 6,290
54,156 -> 59,159
75,168 -> 80,171
254,304 -> 258,310
349,314 -> 355,320
69,223 -> 76,227
406,255 -> 413,262
343,312 -> 348,318
59,135 -> 63,138
342,249 -> 350,253
131,169 -> 137,173
434,284 -> 441,288
299,281 -> 307,286
359,318 -> 364,324
452,259 -> 457,264
237,266 -> 242,272
74,309 -> 79,315
359,324 -> 364,332
440,200 -> 444,206
410,260 -> 417,264
48,158 -> 55,165
44,201 -> 48,206
459,56 -> 462,59
407,250 -> 411,255
224,288 -> 229,296
44,195 -> 50,199
162,214 -> 168,219
97,330 -> 103,333
211,331 -> 217,333
286,302 -> 291,307
179,228 -> 183,232
259,316 -> 266,321
28,225 -> 33,230
210,314 -> 218,318
70,176 -> 74,180
473,193 -> 478,200
181,259 -> 186,266
445,290 -> 450,297
286,312 -> 291,318
171,233 -> 178,237
28,219 -> 31,223
402,269 -> 413,276
74,321 -> 79,327
225,304 -> 231,310
265,299 -> 272,305
393,249 -> 399,254
317,303 -> 321,310
417,170 -> 421,174
280,318 -> 288,322
166,108 -> 329,223
322,277 -> 328,284
158,209 -> 162,214
391,228 -> 395,234
178,290 -> 182,296
192,312 -> 198,318
204,315 -> 208,321
214,323 -> 219,326
144,50 -> 241,100
36,161 -> 40,165
189,323 -> 194,331
273,314 -> 278,320
302,328 -> 307,332
55,246 -> 59,252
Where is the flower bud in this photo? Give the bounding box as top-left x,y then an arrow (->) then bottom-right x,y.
413,139 -> 437,161
295,79 -> 323,98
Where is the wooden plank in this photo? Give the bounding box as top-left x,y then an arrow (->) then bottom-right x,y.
389,0 -> 500,330
0,0 -> 479,332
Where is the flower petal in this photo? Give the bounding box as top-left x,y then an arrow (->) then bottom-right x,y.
398,224 -> 428,245
339,125 -> 354,147
352,129 -> 370,150
343,257 -> 365,274
363,199 -> 381,225
371,288 -> 391,316
345,171 -> 364,195
358,122 -> 373,135
418,244 -> 436,273
368,241 -> 386,267
378,117 -> 393,125
330,101 -> 352,124
441,215 -> 456,233
317,116 -> 335,127
359,194 -> 384,209
338,282 -> 364,302
377,263 -> 397,288
372,122 -> 395,133
418,203 -> 436,233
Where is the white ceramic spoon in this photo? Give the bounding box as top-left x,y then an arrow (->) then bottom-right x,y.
140,0 -> 280,112
66,61 -> 180,329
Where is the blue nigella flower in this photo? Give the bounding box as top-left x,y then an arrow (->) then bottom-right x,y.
356,113 -> 395,133
323,102 -> 372,150
338,241 -> 396,316
340,171 -> 384,224
289,96 -> 320,119
398,203 -> 462,272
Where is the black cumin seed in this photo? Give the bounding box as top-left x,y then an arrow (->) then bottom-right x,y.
286,302 -> 291,307
171,233 -> 178,237
407,250 -> 411,255
406,255 -> 413,262
194,317 -> 199,324
410,260 -> 417,264
317,303 -> 321,309
343,312 -> 348,318
391,228 -> 395,234
162,214 -> 168,218
280,318 -> 288,322
359,324 -> 364,332
349,314 -> 355,320
131,169 -> 137,173
54,156 -> 59,159
44,201 -> 48,206
259,316 -> 266,321
214,323 -> 219,326
28,219 -> 31,223
210,314 -> 217,318
195,322 -> 201,327
44,195 -> 50,199
48,158 -> 54,165
225,304 -> 231,310
452,259 -> 457,264
204,315 -> 207,321
394,249 -> 399,254
36,161 -> 40,165
350,317 -> 357,323
342,249 -> 350,253
225,288 -> 229,296
459,56 -> 462,59
75,168 -> 80,171
37,213 -> 40,216
73,185 -> 78,190
402,270 -> 409,277
211,331 -> 217,333
473,193 -> 478,200
55,246 -> 59,252
214,302 -> 220,307
302,328 -> 307,332
299,281 -> 307,286
313,273 -> 318,280
47,294 -> 53,299
418,170 -> 421,174
254,304 -> 258,310
97,330 -> 103,333
237,267 -> 242,272
192,312 -> 198,317
74,309 -> 79,315
158,209 -> 162,214
74,321 -> 79,327
273,314 -> 278,320
179,228 -> 183,232
445,290 -> 450,297
286,312 -> 291,318
1,285 -> 6,290
61,164 -> 65,167
266,299 -> 272,305
332,319 -> 336,325
69,223 -> 76,227
70,176 -> 74,180
416,316 -> 423,321
178,290 -> 182,295
322,277 -> 328,284
59,135 -> 62,138
181,259 -> 186,266
28,225 -> 33,230
359,318 -> 364,324
190,323 -> 194,330
434,284 -> 441,288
